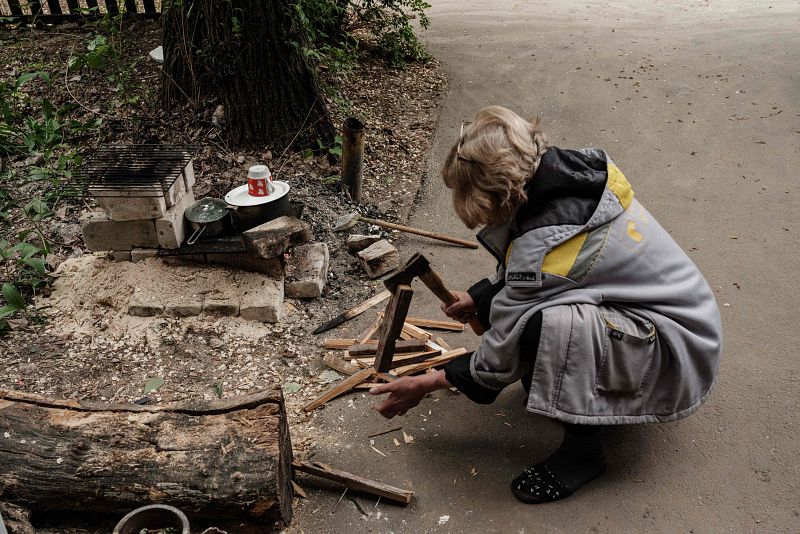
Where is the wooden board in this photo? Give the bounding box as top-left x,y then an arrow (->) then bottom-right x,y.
401,322 -> 432,340
303,367 -> 376,412
293,461 -> 413,504
353,349 -> 442,369
393,348 -> 470,376
373,285 -> 414,373
405,317 -> 465,332
348,338 -> 426,356
323,353 -> 360,376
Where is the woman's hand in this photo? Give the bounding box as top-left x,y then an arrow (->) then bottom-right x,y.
370,371 -> 452,418
442,290 -> 477,324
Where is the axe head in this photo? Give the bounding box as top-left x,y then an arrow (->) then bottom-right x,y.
383,253 -> 431,291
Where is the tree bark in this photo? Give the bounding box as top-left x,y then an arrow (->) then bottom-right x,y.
0,389 -> 293,524
161,0 -> 334,149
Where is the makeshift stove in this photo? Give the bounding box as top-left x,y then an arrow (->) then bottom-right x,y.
71,145 -> 330,323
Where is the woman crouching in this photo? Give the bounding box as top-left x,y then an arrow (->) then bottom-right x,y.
371,106 -> 722,504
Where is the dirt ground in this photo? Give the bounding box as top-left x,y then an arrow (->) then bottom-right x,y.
290,0 -> 800,532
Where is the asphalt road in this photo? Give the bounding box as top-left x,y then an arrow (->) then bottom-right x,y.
292,1 -> 800,531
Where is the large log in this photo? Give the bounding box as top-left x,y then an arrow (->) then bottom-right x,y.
0,389 -> 292,524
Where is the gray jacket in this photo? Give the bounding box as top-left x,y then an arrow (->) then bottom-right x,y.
470,147 -> 722,425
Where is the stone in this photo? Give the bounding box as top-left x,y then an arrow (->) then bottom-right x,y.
110,250 -> 132,262
155,189 -> 195,249
149,45 -> 164,63
240,276 -> 284,323
182,161 -> 196,190
347,234 -> 382,254
285,242 -> 328,299
242,216 -> 312,259
128,292 -> 163,317
357,239 -> 399,278
81,211 -> 159,251
203,298 -> 240,316
164,295 -> 203,317
131,248 -> 158,262
206,253 -> 284,279
95,194 -> 167,222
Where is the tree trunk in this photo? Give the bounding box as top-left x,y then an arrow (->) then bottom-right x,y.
161,0 -> 334,150
0,389 -> 293,524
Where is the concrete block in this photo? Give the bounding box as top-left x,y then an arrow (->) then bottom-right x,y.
357,239 -> 398,278
206,252 -> 284,279
182,161 -> 196,190
347,234 -> 382,255
128,291 -> 163,317
240,276 -> 284,322
164,295 -> 203,317
110,250 -> 132,262
131,248 -> 158,262
203,298 -> 239,316
286,242 -> 328,299
242,216 -> 312,259
95,194 -> 167,221
155,189 -> 195,249
81,211 -> 159,251
162,172 -> 187,208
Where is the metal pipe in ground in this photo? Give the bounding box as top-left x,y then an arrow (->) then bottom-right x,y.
340,117 -> 365,202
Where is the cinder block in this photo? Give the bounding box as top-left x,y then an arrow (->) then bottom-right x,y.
182,161 -> 196,190
203,298 -> 239,316
357,239 -> 398,279
286,242 -> 328,299
347,234 -> 382,255
81,211 -> 159,251
155,189 -> 195,249
95,194 -> 167,221
131,248 -> 158,262
240,276 -> 284,322
242,216 -> 312,259
128,291 -> 163,317
206,252 -> 284,279
164,295 -> 203,317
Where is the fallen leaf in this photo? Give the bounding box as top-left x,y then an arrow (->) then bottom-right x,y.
292,480 -> 308,498
143,377 -> 164,394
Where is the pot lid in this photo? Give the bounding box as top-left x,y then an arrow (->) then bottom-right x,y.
184,197 -> 230,223
224,181 -> 290,207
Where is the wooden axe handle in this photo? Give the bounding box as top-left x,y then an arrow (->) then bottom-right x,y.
418,270 -> 485,335
360,217 -> 479,249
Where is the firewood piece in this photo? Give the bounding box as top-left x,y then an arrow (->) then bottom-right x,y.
405,317 -> 465,332
354,349 -> 442,369
434,336 -> 453,351
357,240 -> 399,278
401,322 -> 432,340
0,389 -> 293,523
323,353 -> 360,376
356,313 -> 383,344
353,383 -> 380,390
324,338 -> 357,350
346,234 -> 382,254
303,367 -> 376,411
348,339 -> 426,356
312,290 -> 391,335
292,461 -> 413,505
393,348 -> 470,376
376,372 -> 398,382
374,285 -> 414,373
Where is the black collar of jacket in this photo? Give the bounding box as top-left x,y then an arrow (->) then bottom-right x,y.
511,147 -> 608,239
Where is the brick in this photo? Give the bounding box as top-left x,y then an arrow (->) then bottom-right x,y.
242,216 -> 312,259
240,276 -> 284,322
95,194 -> 167,221
182,161 -> 196,190
206,252 -> 283,279
164,295 -> 203,317
357,239 -> 398,278
285,242 -> 328,299
110,250 -> 132,262
203,298 -> 239,316
128,291 -> 163,317
81,211 -> 159,251
155,189 -> 195,249
131,248 -> 158,262
347,234 -> 382,254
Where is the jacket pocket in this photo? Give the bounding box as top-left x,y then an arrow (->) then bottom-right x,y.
594,307 -> 657,396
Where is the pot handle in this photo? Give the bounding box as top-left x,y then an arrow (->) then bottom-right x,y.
186,225 -> 206,245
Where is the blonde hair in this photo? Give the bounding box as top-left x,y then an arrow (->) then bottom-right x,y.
442,106 -> 549,229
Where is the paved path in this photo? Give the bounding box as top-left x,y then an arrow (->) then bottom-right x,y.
293,1 -> 800,531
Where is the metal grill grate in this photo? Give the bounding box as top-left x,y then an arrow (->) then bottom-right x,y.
64,144 -> 198,198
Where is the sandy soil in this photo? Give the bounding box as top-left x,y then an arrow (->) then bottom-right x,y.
291,1 -> 800,532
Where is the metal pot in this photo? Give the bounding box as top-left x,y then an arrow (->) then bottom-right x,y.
184,197 -> 231,245
112,504 -> 190,534
228,181 -> 292,231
